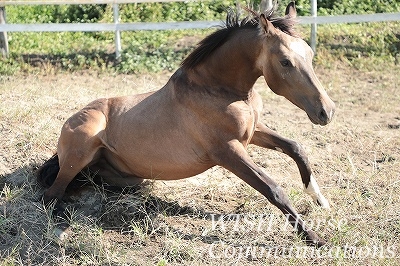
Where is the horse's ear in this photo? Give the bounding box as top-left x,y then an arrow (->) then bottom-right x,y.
259,13 -> 275,36
285,1 -> 297,18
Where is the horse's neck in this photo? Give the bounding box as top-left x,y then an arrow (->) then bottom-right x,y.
186,30 -> 263,96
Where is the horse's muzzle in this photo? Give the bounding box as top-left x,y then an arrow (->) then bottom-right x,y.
312,103 -> 335,126
318,106 -> 335,125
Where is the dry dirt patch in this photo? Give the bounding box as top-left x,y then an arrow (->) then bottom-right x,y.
0,64 -> 399,265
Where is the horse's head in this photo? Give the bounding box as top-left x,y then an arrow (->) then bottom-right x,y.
257,2 -> 335,126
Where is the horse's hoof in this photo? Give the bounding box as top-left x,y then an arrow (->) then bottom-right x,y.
304,230 -> 327,248
54,227 -> 68,240
41,194 -> 68,220
41,193 -> 53,206
316,195 -> 330,209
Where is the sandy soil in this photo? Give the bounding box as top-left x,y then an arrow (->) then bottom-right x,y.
0,62 -> 399,265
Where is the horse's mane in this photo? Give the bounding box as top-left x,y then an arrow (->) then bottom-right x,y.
181,5 -> 298,69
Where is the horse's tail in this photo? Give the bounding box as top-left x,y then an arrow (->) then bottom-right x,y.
37,154 -> 101,190
37,154 -> 60,188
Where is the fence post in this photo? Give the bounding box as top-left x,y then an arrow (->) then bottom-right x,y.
310,0 -> 317,53
113,3 -> 121,59
260,0 -> 273,11
0,5 -> 8,58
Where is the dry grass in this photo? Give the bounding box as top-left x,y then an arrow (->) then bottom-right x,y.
1,62 -> 400,265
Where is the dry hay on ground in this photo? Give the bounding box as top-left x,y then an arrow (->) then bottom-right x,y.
0,64 -> 399,265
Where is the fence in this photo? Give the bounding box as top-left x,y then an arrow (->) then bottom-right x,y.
0,0 -> 400,58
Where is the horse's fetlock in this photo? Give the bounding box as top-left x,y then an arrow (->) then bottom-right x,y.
268,185 -> 290,206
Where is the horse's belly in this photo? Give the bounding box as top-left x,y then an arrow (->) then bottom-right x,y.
142,161 -> 212,180
124,153 -> 212,180
106,139 -> 213,180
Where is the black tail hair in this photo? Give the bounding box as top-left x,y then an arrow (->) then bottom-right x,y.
37,154 -> 101,190
37,154 -> 60,188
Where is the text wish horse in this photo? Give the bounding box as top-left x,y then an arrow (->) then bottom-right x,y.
38,2 -> 335,247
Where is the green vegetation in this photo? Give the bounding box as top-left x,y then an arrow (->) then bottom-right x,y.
295,0 -> 400,15
0,1 -> 399,74
315,22 -> 400,70
317,0 -> 400,15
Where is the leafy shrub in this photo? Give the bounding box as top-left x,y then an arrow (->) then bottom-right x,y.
61,4 -> 107,23
318,0 -> 400,15
1,1 -> 400,74
6,4 -> 107,23
119,1 -> 229,22
6,1 -> 400,23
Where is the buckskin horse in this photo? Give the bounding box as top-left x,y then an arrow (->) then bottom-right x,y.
38,2 -> 335,247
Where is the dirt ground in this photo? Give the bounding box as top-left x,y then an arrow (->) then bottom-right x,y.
0,62 -> 399,265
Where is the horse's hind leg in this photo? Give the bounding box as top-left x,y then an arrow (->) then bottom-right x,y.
43,145 -> 102,204
43,108 -> 106,204
250,123 -> 330,209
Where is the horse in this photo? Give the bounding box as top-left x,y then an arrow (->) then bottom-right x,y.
37,2 -> 335,247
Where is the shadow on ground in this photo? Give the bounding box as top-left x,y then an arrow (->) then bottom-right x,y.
0,164 -> 231,263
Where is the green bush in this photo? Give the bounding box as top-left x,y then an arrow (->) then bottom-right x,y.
119,1 -> 230,22
61,4 -> 107,23
6,1 -> 230,24
5,1 -> 400,24
1,1 -> 400,74
6,4 -> 108,23
318,0 -> 400,15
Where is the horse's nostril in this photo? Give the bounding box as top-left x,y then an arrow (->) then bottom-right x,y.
318,109 -> 328,122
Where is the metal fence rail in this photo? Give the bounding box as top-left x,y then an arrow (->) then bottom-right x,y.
1,0 -> 399,58
2,13 -> 399,32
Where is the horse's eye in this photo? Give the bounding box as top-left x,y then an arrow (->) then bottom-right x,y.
280,59 -> 293,67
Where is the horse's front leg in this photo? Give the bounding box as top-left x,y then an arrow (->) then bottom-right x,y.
212,140 -> 326,247
250,122 -> 330,209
